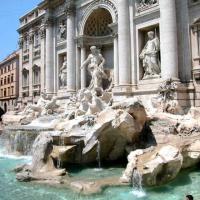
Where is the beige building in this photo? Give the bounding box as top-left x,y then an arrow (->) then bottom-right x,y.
17,0 -> 200,107
0,51 -> 19,112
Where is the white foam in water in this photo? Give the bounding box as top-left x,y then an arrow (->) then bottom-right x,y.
0,148 -> 32,162
131,189 -> 146,198
93,168 -> 103,172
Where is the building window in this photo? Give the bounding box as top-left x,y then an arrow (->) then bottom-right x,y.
8,87 -> 10,96
32,65 -> 40,85
1,68 -> 3,74
22,68 -> 29,87
1,89 -> 3,97
4,77 -> 6,85
4,89 -> 6,97
7,75 -> 10,84
8,65 -> 10,71
34,31 -> 40,47
11,86 -> 14,95
23,36 -> 29,51
11,74 -> 14,82
4,67 -> 6,73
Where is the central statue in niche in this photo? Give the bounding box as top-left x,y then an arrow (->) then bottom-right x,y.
140,31 -> 161,79
81,46 -> 107,91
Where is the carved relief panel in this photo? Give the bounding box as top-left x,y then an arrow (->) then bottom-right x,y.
136,0 -> 159,13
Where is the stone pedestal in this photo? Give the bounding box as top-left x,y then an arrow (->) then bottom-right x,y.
160,0 -> 178,80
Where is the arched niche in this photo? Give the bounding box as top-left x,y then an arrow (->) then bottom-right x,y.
84,8 -> 113,37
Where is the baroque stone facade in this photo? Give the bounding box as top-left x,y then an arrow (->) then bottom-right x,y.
17,0 -> 200,108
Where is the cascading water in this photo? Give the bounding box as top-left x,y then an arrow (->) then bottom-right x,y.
131,169 -> 146,198
95,140 -> 102,171
57,134 -> 65,169
1,129 -> 37,155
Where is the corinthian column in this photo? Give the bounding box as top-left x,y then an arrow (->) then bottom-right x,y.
45,14 -> 54,94
66,4 -> 76,92
118,0 -> 131,86
160,0 -> 178,80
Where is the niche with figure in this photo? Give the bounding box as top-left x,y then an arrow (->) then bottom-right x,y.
57,18 -> 66,41
138,25 -> 161,80
84,46 -> 113,91
58,53 -> 67,88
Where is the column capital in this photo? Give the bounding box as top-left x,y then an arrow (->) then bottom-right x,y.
109,22 -> 118,38
64,1 -> 75,17
39,25 -> 46,39
42,13 -> 54,27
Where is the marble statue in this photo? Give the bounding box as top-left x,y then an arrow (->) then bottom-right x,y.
22,93 -> 58,116
22,93 -> 49,116
58,21 -> 66,40
59,56 -> 67,87
80,46 -> 108,91
140,31 -> 161,79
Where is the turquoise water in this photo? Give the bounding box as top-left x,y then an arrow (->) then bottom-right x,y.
0,152 -> 200,200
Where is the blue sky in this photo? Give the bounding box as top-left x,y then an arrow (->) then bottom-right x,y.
0,0 -> 42,61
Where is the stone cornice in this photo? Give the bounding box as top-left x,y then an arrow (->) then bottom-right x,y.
17,14 -> 45,33
76,35 -> 114,47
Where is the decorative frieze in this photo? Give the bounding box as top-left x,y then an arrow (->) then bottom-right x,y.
136,0 -> 159,13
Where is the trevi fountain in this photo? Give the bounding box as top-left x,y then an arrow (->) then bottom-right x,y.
2,0 -> 200,195
0,43 -> 200,200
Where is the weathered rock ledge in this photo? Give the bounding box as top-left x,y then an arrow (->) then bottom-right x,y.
120,110 -> 200,186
